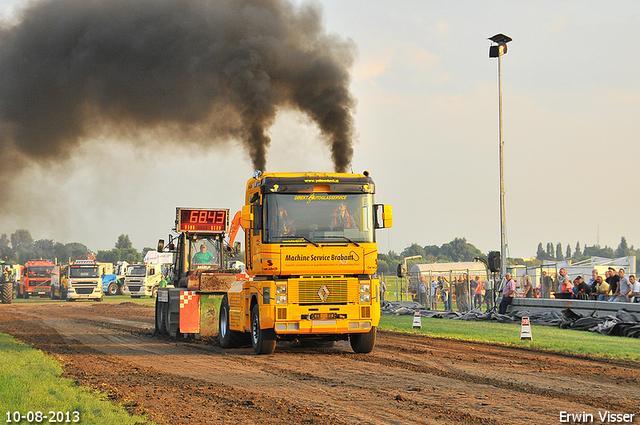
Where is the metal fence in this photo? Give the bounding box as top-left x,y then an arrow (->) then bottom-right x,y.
379,270 -> 496,312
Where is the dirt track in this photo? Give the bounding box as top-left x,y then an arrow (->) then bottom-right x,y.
1,302 -> 639,424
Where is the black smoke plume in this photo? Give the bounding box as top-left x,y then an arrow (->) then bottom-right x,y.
0,0 -> 356,188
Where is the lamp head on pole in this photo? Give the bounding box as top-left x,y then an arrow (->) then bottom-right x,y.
488,33 -> 512,58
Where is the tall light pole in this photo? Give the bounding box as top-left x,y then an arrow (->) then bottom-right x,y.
489,33 -> 512,279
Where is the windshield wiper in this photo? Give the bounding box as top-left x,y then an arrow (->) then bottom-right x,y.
282,235 -> 320,247
323,236 -> 360,247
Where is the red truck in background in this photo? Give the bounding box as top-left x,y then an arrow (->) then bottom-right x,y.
18,259 -> 55,298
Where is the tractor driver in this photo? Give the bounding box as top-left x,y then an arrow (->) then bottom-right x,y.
192,244 -> 215,264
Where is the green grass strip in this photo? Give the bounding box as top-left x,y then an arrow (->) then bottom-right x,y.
10,295 -> 156,306
0,333 -> 151,424
379,315 -> 640,362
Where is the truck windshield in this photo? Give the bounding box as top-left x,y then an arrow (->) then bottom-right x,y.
128,265 -> 147,277
28,266 -> 53,278
69,266 -> 99,278
263,193 -> 374,244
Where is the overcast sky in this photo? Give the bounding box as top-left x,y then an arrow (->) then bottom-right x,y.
1,0 -> 639,259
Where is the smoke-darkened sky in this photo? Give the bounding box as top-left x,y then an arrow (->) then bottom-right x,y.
1,0 -> 640,259
0,0 -> 356,190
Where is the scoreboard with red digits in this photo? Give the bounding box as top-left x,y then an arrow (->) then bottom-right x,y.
175,208 -> 230,233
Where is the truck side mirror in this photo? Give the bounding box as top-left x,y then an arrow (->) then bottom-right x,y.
241,204 -> 253,230
241,204 -> 262,235
382,205 -> 393,228
374,204 -> 393,229
157,239 -> 165,252
234,242 -> 241,253
252,205 -> 262,232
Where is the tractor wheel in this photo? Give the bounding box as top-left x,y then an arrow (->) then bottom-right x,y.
164,302 -> 181,338
219,296 -> 233,348
349,326 -> 377,354
155,299 -> 167,335
1,282 -> 12,304
107,282 -> 119,296
163,302 -> 171,334
250,304 -> 276,355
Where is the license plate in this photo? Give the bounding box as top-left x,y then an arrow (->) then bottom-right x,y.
310,313 -> 337,320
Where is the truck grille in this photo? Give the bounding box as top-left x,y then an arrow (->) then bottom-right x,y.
129,285 -> 142,292
71,282 -> 98,295
298,279 -> 348,304
76,288 -> 93,295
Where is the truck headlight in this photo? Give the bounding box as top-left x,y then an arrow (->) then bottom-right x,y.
360,293 -> 370,303
276,295 -> 287,304
276,285 -> 287,295
360,284 -> 370,293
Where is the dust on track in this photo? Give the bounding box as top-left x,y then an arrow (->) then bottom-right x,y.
1,301 -> 638,425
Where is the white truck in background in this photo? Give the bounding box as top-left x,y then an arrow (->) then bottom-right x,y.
61,260 -> 103,302
122,252 -> 173,298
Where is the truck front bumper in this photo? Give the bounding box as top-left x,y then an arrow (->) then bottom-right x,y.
271,304 -> 379,335
122,285 -> 153,297
67,287 -> 102,300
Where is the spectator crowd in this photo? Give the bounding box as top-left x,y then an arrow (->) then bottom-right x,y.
415,267 -> 640,314
548,267 -> 640,303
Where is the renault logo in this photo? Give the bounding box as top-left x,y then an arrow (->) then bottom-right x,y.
317,286 -> 330,301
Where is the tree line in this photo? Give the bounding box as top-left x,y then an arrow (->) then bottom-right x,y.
4,228 -> 637,272
533,237 -> 639,269
378,236 -> 640,276
377,237 -> 483,276
0,229 -> 149,265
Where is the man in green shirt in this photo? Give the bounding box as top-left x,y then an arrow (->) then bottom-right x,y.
192,244 -> 215,264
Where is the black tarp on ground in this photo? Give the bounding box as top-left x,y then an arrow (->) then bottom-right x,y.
381,300 -> 640,338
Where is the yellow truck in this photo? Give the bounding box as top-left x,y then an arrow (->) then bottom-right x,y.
154,171 -> 392,355
222,171 -> 392,354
